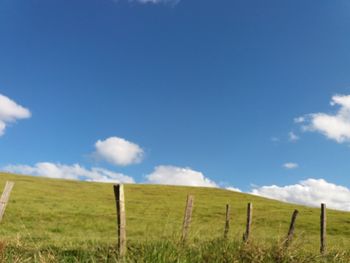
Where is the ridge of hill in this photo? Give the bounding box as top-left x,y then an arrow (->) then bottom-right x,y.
0,172 -> 349,260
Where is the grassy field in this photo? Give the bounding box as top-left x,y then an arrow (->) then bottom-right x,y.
0,172 -> 350,262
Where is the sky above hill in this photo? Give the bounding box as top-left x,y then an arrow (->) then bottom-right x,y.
1,0 -> 350,210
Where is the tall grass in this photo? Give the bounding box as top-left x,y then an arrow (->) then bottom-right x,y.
1,237 -> 350,262
1,172 -> 350,262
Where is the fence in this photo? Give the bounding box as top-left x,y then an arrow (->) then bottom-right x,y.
113,184 -> 329,257
0,181 -> 332,258
0,181 -> 14,223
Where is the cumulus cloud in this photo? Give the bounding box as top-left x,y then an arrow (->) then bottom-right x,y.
288,132 -> 299,142
297,94 -> 350,143
94,137 -> 144,166
2,162 -> 134,183
294,116 -> 305,123
146,165 -> 218,187
0,94 -> 31,136
226,186 -> 242,192
283,162 -> 298,169
252,178 -> 350,211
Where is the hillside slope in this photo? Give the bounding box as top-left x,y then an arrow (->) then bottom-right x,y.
0,172 -> 349,254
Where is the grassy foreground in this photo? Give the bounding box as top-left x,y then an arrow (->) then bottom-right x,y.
0,172 -> 350,262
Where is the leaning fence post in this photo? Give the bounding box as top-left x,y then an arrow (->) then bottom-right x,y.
284,209 -> 299,247
0,181 -> 15,223
181,195 -> 194,243
243,202 -> 252,242
114,184 -> 126,257
224,204 -> 230,239
320,203 -> 326,254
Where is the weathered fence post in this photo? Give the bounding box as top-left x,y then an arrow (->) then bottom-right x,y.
224,204 -> 230,239
0,181 -> 15,223
114,184 -> 126,257
181,195 -> 194,243
284,209 -> 299,247
243,202 -> 252,242
320,203 -> 326,254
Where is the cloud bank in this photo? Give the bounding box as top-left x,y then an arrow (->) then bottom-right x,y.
146,165 -> 218,187
2,163 -> 226,189
226,186 -> 242,192
283,162 -> 298,169
94,137 -> 144,166
297,94 -> 350,143
252,178 -> 350,211
0,94 -> 31,136
288,132 -> 299,142
3,162 -> 134,183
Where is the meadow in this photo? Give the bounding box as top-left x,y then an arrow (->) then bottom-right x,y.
0,172 -> 350,262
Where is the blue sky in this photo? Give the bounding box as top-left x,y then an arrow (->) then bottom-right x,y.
1,0 -> 350,210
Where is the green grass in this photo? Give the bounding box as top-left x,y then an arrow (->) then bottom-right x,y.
0,172 -> 350,262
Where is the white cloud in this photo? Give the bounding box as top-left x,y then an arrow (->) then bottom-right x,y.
3,162 -> 240,190
0,94 -> 31,136
94,137 -> 144,166
2,162 -> 134,183
226,186 -> 242,192
294,116 -> 305,124
252,178 -> 350,211
146,165 -> 218,187
288,132 -> 299,142
297,94 -> 350,143
283,162 -> 299,169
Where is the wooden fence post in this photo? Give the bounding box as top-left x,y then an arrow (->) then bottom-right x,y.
181,195 -> 194,243
320,203 -> 326,254
114,184 -> 126,257
284,209 -> 298,247
243,202 -> 252,242
224,204 -> 230,239
0,181 -> 15,223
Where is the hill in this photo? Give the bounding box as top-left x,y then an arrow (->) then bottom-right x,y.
0,172 -> 349,262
